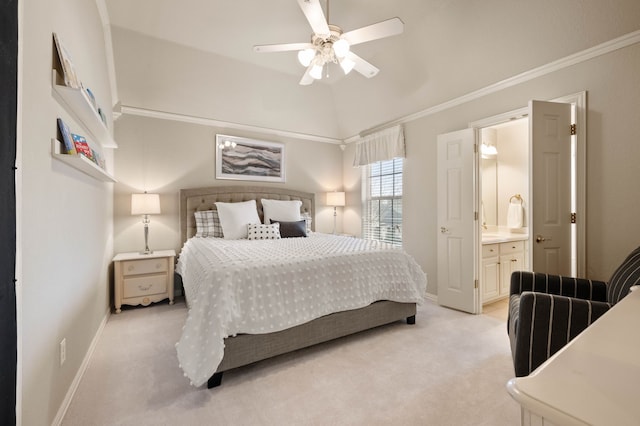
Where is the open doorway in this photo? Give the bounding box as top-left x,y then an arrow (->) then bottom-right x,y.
473,96 -> 583,310
437,93 -> 586,314
478,118 -> 530,306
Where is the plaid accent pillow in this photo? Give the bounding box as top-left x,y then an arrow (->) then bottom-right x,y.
194,210 -> 223,238
247,223 -> 281,240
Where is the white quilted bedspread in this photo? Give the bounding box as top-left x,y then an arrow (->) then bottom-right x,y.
175,233 -> 427,386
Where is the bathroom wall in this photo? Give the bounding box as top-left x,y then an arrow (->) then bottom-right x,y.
495,119 -> 529,229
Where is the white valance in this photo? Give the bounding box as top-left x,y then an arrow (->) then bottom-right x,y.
353,125 -> 405,167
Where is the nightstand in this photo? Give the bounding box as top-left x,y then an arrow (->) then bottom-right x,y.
113,250 -> 175,313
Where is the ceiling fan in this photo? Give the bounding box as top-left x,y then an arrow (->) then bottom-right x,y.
253,0 -> 404,85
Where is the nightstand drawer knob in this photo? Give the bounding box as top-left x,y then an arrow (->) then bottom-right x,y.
138,284 -> 152,291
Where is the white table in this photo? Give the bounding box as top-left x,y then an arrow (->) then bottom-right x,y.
507,287 -> 640,425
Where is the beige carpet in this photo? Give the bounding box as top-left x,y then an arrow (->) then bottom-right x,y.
62,298 -> 519,425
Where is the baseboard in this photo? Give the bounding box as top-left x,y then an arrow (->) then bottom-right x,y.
51,307 -> 111,426
425,292 -> 437,302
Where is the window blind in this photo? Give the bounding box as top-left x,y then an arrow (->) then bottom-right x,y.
362,157 -> 403,246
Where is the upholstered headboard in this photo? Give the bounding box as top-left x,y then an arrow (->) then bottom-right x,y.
179,185 -> 315,247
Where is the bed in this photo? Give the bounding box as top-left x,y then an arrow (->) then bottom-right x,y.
176,186 -> 427,388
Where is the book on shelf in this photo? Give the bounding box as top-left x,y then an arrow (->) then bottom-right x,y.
56,118 -> 77,155
91,148 -> 106,170
85,87 -> 96,109
71,133 -> 93,162
53,32 -> 80,89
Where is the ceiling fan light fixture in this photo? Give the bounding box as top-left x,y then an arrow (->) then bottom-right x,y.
253,1 -> 405,86
332,38 -> 350,58
297,48 -> 316,67
339,57 -> 355,74
310,63 -> 323,80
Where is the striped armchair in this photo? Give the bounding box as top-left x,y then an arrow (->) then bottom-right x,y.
507,246 -> 640,377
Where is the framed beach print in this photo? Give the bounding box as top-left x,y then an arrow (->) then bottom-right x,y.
215,134 -> 286,183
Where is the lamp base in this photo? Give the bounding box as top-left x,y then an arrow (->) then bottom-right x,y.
141,218 -> 153,255
332,207 -> 337,234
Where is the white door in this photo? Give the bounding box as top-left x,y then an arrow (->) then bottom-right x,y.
530,100 -> 572,275
437,129 -> 478,313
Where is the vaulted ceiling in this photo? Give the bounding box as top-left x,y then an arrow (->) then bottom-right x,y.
104,0 -> 640,140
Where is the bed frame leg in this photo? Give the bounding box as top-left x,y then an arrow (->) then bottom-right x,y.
406,315 -> 416,325
207,372 -> 223,389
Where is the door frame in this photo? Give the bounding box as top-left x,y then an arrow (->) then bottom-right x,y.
1,0 -> 18,424
469,91 -> 587,282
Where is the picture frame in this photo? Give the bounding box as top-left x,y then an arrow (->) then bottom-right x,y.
215,134 -> 286,183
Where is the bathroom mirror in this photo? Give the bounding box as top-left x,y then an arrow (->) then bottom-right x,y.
481,157 -> 498,228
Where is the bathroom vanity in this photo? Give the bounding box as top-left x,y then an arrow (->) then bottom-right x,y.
481,233 -> 528,304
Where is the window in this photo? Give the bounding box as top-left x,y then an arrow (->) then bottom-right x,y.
362,157 -> 403,246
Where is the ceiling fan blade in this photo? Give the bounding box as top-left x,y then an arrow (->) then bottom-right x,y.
346,52 -> 379,78
296,0 -> 330,37
253,42 -> 313,53
299,65 -> 315,86
342,17 -> 404,46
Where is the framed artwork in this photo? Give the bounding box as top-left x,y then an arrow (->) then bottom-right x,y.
215,134 -> 286,182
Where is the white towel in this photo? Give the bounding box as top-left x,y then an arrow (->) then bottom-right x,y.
507,202 -> 523,229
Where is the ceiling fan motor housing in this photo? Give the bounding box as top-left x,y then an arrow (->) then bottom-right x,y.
311,25 -> 345,64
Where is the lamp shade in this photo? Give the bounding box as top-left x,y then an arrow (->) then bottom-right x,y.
297,48 -> 315,67
131,193 -> 161,215
326,191 -> 345,207
339,57 -> 355,75
309,63 -> 323,80
332,39 -> 350,58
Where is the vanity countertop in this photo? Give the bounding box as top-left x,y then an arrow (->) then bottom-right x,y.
482,232 -> 528,244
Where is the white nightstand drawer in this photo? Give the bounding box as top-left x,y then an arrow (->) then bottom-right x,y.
123,275 -> 167,298
122,257 -> 168,276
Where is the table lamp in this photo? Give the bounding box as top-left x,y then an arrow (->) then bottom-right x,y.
131,192 -> 161,254
326,191 -> 345,234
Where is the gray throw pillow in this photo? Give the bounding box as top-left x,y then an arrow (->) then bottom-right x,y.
270,219 -> 308,238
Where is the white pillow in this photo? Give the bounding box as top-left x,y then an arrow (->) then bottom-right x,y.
247,223 -> 281,240
215,200 -> 261,240
261,199 -> 302,225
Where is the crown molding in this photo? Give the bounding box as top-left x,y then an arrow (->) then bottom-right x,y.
344,29 -> 640,143
112,29 -> 640,146
118,106 -> 344,145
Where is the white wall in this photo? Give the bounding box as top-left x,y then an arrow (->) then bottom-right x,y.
112,115 -> 345,255
110,26 -> 342,141
496,120 -> 529,228
19,0 -> 115,424
344,42 -> 640,294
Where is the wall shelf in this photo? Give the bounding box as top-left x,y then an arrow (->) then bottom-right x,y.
51,139 -> 116,182
51,70 -> 117,149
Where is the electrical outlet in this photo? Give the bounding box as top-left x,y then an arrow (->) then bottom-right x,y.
60,338 -> 66,366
